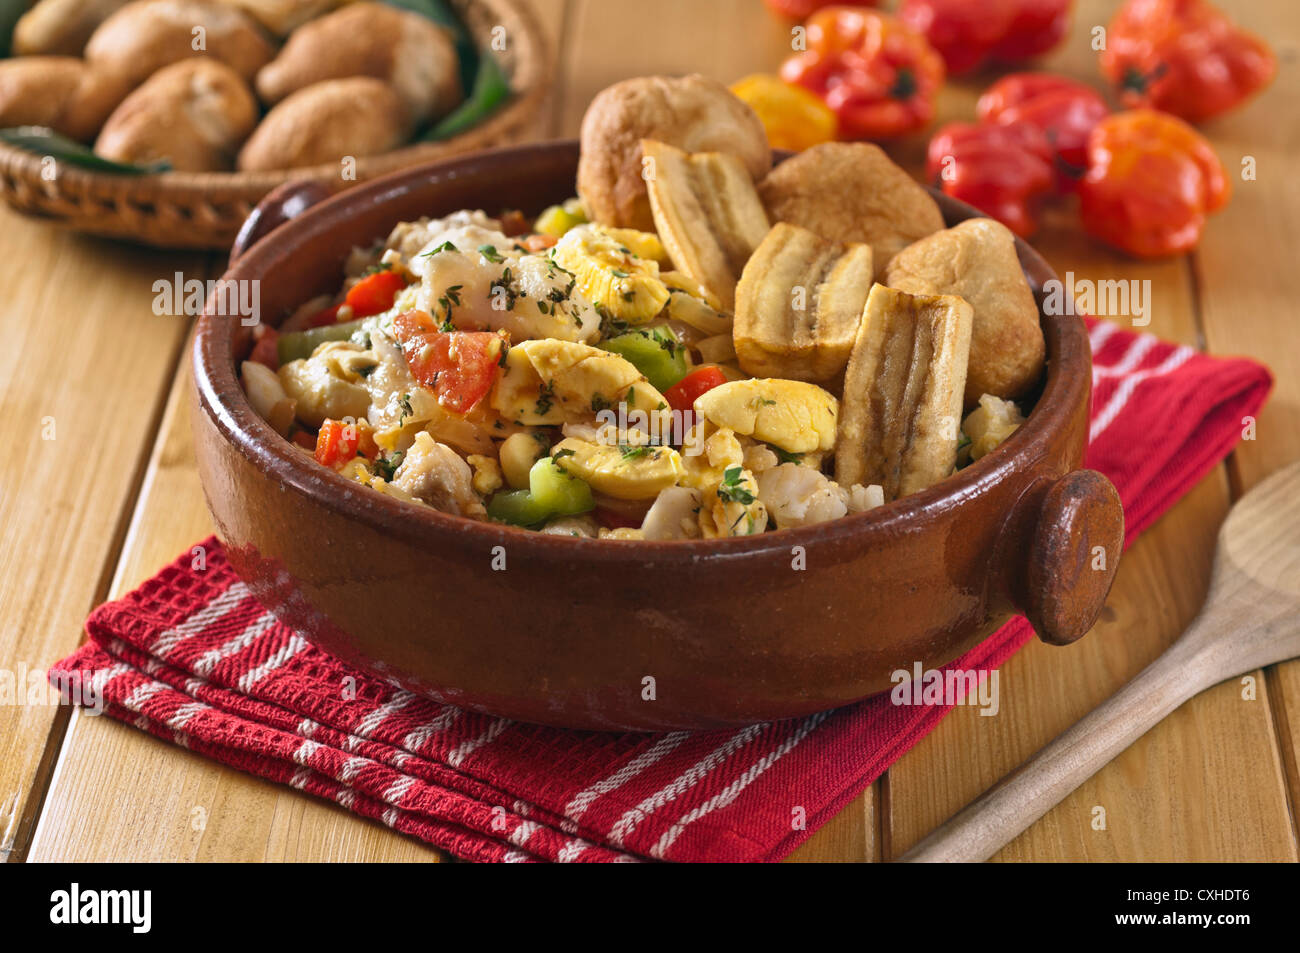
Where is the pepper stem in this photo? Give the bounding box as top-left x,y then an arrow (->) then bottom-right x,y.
890,67 -> 917,100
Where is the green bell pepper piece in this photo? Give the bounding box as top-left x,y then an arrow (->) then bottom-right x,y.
535,199 -> 588,238
277,318 -> 369,365
487,458 -> 594,526
598,326 -> 689,393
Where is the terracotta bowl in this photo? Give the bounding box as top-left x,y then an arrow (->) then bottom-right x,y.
192,140 -> 1123,731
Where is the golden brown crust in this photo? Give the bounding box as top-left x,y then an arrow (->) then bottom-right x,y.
835,284 -> 973,499
884,217 -> 1045,407
85,0 -> 275,89
0,57 -> 129,142
254,3 -> 461,122
237,77 -> 409,172
641,139 -> 770,311
734,222 -> 873,383
758,142 -> 944,275
13,0 -> 129,57
95,59 -> 258,171
223,0 -> 350,36
577,74 -> 771,232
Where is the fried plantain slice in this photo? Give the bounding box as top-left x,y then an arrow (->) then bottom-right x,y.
885,217 -> 1045,408
641,138 -> 770,311
835,284 -> 973,500
734,222 -> 873,383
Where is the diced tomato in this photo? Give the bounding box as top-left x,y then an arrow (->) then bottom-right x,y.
663,365 -> 728,413
393,311 -> 506,414
292,429 -> 317,450
521,233 -> 558,253
315,418 -> 378,469
306,303 -> 343,327
403,331 -> 506,414
344,269 -> 408,318
249,327 -> 279,369
392,309 -> 439,342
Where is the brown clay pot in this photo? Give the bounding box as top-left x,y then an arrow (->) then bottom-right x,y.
192,140 -> 1123,731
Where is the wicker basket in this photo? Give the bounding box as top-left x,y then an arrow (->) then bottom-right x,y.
0,0 -> 551,250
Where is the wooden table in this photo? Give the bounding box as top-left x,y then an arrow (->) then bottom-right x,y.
2,0 -> 1297,863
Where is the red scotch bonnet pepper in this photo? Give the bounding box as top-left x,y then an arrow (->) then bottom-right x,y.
926,121 -> 1054,237
1078,109 -> 1230,258
976,72 -> 1109,189
780,6 -> 945,139
762,0 -> 880,19
1099,0 -> 1277,123
898,0 -> 1072,74
927,71 -> 1109,237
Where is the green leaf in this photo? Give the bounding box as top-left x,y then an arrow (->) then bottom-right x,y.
0,127 -> 171,175
0,0 -> 25,58
425,51 -> 511,141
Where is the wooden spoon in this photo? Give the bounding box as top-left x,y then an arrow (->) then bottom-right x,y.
900,460 -> 1300,863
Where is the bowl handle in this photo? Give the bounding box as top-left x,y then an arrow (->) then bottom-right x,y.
1019,469 -> 1125,646
229,180 -> 332,268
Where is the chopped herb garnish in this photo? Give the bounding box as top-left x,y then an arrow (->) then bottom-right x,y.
611,269 -> 629,278
398,393 -> 414,425
771,445 -> 803,465
595,302 -> 631,338
478,244 -> 505,263
551,447 -> 576,463
535,380 -> 556,416
619,445 -> 653,460
717,465 -> 756,505
591,393 -> 612,412
419,241 -> 458,258
489,267 -> 520,311
437,284 -> 464,330
372,451 -> 404,481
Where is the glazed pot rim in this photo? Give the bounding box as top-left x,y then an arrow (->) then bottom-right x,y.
194,139 -> 1089,563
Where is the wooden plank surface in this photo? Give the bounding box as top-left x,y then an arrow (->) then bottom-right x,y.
26,355 -> 438,862
0,219 -> 202,861
25,0 -> 577,865
8,0 -> 1300,863
885,0 -> 1298,862
1192,0 -> 1300,829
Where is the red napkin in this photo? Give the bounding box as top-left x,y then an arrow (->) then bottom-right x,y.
51,318 -> 1270,862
